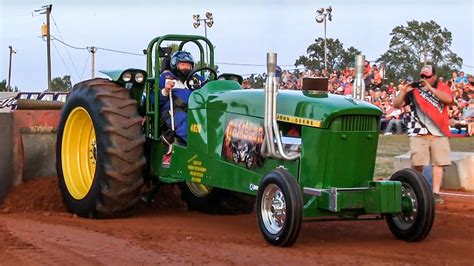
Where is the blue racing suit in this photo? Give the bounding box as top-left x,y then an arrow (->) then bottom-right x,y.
158,71 -> 203,143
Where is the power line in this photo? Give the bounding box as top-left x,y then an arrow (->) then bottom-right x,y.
51,40 -> 77,84
51,15 -> 82,80
80,52 -> 91,81
462,64 -> 474,69
51,37 -> 304,66
51,37 -> 144,57
51,36 -> 87,50
50,15 -> 66,41
49,38 -> 338,73
94,46 -> 145,56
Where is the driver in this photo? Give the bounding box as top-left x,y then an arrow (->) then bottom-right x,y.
158,51 -> 203,144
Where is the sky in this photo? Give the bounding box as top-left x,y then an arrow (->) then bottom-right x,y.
1,0 -> 473,92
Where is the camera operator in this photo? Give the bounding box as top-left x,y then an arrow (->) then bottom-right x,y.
392,65 -> 454,204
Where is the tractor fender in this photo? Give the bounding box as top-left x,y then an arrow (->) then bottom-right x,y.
99,69 -> 148,108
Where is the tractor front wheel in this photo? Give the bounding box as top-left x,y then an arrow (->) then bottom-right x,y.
385,168 -> 435,242
56,78 -> 145,218
257,169 -> 303,247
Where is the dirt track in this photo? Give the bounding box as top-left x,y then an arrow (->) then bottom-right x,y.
1,177 -> 473,265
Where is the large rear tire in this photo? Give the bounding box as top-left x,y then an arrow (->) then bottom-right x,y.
257,169 -> 303,247
385,168 -> 435,242
56,78 -> 145,218
179,182 -> 255,215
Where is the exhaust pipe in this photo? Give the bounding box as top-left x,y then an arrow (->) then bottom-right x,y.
261,52 -> 300,161
352,55 -> 366,101
261,53 -> 277,157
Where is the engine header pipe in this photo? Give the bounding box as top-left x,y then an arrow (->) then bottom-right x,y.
262,53 -> 276,157
262,52 -> 300,161
352,55 -> 366,101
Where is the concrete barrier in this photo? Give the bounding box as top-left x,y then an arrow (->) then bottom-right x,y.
12,110 -> 60,186
0,113 -> 14,203
0,110 -> 61,203
394,152 -> 474,191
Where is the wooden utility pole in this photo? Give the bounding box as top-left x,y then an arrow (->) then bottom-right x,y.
46,5 -> 52,91
35,4 -> 53,91
7,46 -> 17,92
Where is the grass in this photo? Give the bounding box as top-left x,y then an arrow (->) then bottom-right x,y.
375,135 -> 474,179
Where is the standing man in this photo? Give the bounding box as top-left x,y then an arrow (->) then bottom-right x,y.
393,65 -> 454,204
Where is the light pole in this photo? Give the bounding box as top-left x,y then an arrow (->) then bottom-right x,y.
192,12 -> 214,65
7,46 -> 17,92
87,46 -> 97,78
315,6 -> 332,74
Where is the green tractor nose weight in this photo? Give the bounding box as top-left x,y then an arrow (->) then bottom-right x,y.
56,34 -> 434,247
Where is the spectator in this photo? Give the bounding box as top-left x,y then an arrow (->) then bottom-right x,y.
372,64 -> 382,88
343,82 -> 353,95
296,78 -> 303,90
379,63 -> 386,84
383,105 -> 404,135
364,60 -> 371,87
463,99 -> 474,136
462,83 -> 471,102
450,71 -> 458,84
387,82 -> 395,95
449,104 -> 465,133
455,71 -> 468,84
392,65 -> 454,205
313,69 -> 322,77
242,79 -> 251,89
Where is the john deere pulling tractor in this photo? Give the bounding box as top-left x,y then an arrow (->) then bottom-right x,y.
56,34 -> 434,246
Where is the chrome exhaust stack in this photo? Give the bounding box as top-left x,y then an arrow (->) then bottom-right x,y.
261,52 -> 300,161
352,55 -> 366,101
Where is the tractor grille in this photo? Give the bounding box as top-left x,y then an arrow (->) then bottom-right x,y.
335,115 -> 378,132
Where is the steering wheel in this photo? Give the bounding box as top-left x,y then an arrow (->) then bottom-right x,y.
185,67 -> 218,91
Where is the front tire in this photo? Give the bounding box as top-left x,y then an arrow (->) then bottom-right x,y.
257,169 -> 303,247
385,168 -> 435,242
56,78 -> 145,218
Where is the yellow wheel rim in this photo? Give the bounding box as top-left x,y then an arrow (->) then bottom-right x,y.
61,107 -> 96,200
186,182 -> 213,197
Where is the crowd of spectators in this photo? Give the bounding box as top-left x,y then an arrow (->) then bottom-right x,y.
241,64 -> 474,136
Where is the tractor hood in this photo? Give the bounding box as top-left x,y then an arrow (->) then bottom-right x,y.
189,81 -> 382,129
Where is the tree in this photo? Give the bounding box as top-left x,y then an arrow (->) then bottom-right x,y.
0,79 -> 18,92
51,75 -> 72,92
295,37 -> 361,73
0,79 -> 6,91
340,47 -> 362,69
377,20 -> 462,83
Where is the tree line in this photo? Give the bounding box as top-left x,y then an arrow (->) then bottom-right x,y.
0,76 -> 72,92
295,20 -> 463,82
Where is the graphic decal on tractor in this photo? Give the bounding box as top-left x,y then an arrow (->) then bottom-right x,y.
187,155 -> 207,183
222,118 -> 264,169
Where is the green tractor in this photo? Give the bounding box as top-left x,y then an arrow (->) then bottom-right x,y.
56,34 -> 434,246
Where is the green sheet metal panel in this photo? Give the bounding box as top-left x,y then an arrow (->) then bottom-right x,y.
323,115 -> 380,188
192,87 -> 382,128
